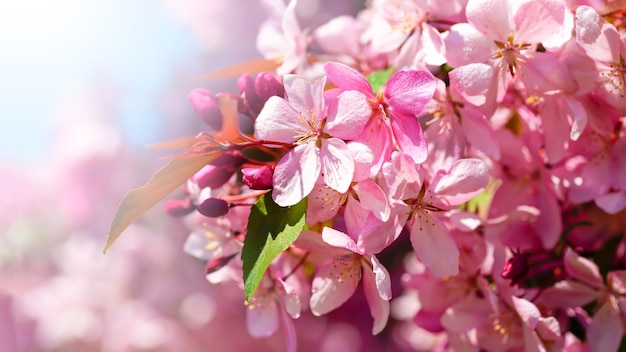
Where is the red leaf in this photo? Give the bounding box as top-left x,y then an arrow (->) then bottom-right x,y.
103,151 -> 219,253
198,58 -> 280,80
146,135 -> 201,150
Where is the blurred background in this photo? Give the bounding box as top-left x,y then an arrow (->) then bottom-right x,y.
0,0 -> 365,351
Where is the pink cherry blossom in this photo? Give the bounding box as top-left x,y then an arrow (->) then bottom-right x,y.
254,73 -> 371,206
295,228 -> 392,334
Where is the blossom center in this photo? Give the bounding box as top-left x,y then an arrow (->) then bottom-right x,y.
492,36 -> 532,76
604,54 -> 626,98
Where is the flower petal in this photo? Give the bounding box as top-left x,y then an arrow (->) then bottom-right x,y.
320,138 -> 354,194
431,158 -> 489,206
306,182 -> 343,225
536,280 -> 604,308
389,112 -> 428,164
595,191 -> 626,215
324,61 -> 374,98
353,179 -> 391,222
587,299 -> 623,352
513,0 -> 567,44
273,143 -> 321,206
322,227 -> 360,254
246,297 -> 279,338
310,261 -> 359,315
254,96 -> 302,143
563,247 -> 605,289
384,70 -> 436,116
466,0 -> 512,40
282,74 -> 326,123
370,255 -> 392,300
410,213 -> 460,277
445,24 -> 494,67
325,90 -> 371,140
460,108 -> 500,160
362,257 -> 391,335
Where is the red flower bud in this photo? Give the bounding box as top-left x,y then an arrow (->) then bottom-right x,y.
242,165 -> 274,190
197,198 -> 229,218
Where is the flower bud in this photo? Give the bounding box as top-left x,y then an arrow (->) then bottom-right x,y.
192,151 -> 245,190
188,89 -> 222,131
242,165 -> 274,190
239,72 -> 284,116
197,198 -> 229,218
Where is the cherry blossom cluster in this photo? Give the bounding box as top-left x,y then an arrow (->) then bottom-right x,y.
109,0 -> 626,350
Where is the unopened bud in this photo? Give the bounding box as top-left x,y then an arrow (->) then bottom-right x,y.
197,198 -> 229,218
188,89 -> 222,131
242,165 -> 274,190
192,151 -> 245,189
239,72 -> 284,116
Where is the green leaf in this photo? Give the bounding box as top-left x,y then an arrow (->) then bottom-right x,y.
366,67 -> 394,94
242,193 -> 307,301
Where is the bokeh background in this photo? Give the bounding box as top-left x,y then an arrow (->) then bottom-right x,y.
0,1 -> 365,351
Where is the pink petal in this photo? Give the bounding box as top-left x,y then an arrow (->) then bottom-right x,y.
306,182 -> 342,225
325,90 -> 371,140
563,247 -> 605,289
609,271 -> 626,294
460,108 -> 501,160
323,62 -> 374,98
575,6 -> 620,62
344,195 -> 370,240
513,0 -> 567,44
362,258 -> 391,335
418,23 -> 447,67
611,137 -> 626,190
449,63 -> 496,109
382,150 -> 422,200
370,255 -> 392,300
540,97 -> 570,164
347,141 -> 374,182
279,305 -> 298,352
410,213 -> 460,277
466,0 -> 512,41
293,230 -> 348,257
353,179 -> 391,222
310,260 -> 360,315
536,316 -> 562,341
566,97 -> 588,141
254,96 -> 302,143
445,24 -> 494,67
384,70 -> 436,116
320,138 -> 354,194
587,299 -> 623,352
273,143 -> 321,207
246,297 -> 280,337
521,51 -> 578,95
511,296 -> 540,329
354,117 -> 393,176
314,16 -> 363,58
276,279 -> 301,319
390,112 -> 428,164
536,280 -> 604,308
282,74 -> 326,122
447,210 -> 482,231
431,158 -> 489,206
322,227 -> 361,254
595,192 -> 626,215
535,187 -> 563,249
355,206 -> 408,255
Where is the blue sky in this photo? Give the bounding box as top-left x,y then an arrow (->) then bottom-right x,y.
0,0 -> 200,164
